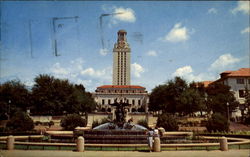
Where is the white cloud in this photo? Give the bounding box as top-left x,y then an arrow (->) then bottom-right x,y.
80,67 -> 112,79
146,50 -> 157,56
99,48 -> 109,56
80,68 -> 106,77
172,66 -> 215,82
208,8 -> 218,14
241,27 -> 250,34
50,63 -> 69,75
231,1 -> 250,15
102,6 -> 136,26
163,23 -> 190,42
173,66 -> 193,76
81,68 -> 95,76
75,79 -> 92,86
23,79 -> 35,87
49,58 -> 112,91
209,53 -> 240,71
113,7 -> 136,23
131,62 -> 145,78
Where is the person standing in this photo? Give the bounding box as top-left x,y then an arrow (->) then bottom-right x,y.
147,128 -> 154,152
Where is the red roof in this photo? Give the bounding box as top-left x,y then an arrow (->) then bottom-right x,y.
201,81 -> 213,87
97,85 -> 145,89
220,68 -> 250,77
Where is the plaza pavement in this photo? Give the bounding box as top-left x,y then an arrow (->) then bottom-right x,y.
0,150 -> 249,157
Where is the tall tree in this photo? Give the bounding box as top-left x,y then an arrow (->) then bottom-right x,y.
32,74 -> 73,115
31,74 -> 96,115
149,77 -> 188,113
206,83 -> 238,116
0,80 -> 30,119
178,88 -> 205,116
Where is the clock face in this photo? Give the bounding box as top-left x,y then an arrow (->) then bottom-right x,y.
118,41 -> 125,48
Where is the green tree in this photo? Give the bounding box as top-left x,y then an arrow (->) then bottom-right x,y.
149,84 -> 168,112
60,114 -> 86,130
243,88 -> 250,124
206,83 -> 238,116
32,74 -> 96,115
206,113 -> 229,132
72,85 -> 96,114
149,77 -> 188,113
0,80 -> 30,119
178,88 -> 205,116
32,74 -> 74,115
6,111 -> 34,132
156,113 -> 179,131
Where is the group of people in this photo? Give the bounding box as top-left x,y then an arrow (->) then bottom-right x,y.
147,127 -> 159,152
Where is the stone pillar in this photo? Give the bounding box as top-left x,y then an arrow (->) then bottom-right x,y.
7,135 -> 14,150
76,136 -> 84,152
153,137 -> 161,152
220,136 -> 228,151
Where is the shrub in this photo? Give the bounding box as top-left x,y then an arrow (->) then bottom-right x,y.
206,113 -> 229,132
244,116 -> 250,125
60,114 -> 86,130
6,111 -> 34,132
156,113 -> 179,131
137,119 -> 149,129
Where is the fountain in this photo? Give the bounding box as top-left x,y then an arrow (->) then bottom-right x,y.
93,98 -> 148,131
74,97 -> 148,144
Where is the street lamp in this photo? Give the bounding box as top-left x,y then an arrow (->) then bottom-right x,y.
227,102 -> 230,123
8,100 -> 11,120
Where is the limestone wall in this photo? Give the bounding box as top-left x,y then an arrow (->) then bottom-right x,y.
87,113 -> 112,127
31,116 -> 52,123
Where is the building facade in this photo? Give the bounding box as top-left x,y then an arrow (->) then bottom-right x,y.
112,30 -> 131,85
94,85 -> 148,113
213,68 -> 250,104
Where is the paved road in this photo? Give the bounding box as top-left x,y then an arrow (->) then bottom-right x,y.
0,150 -> 249,157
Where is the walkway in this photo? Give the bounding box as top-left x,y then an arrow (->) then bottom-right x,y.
0,150 -> 249,157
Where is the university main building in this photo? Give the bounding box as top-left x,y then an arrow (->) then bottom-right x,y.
94,30 -> 149,113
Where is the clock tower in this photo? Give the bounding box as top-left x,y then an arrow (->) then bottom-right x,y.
112,30 -> 131,85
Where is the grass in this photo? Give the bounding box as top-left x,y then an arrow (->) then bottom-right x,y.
202,131 -> 250,136
229,144 -> 250,149
84,147 -> 149,151
161,146 -> 220,151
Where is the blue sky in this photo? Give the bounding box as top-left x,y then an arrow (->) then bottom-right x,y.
0,1 -> 249,92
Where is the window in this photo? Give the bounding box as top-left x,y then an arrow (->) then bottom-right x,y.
248,79 -> 250,84
108,99 -> 111,104
132,99 -> 135,105
102,99 -> 105,105
239,90 -> 245,98
236,78 -> 244,84
138,100 -> 141,105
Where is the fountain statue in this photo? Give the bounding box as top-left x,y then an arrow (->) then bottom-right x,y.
93,97 -> 147,131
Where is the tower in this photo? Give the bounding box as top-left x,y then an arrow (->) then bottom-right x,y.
112,30 -> 131,85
